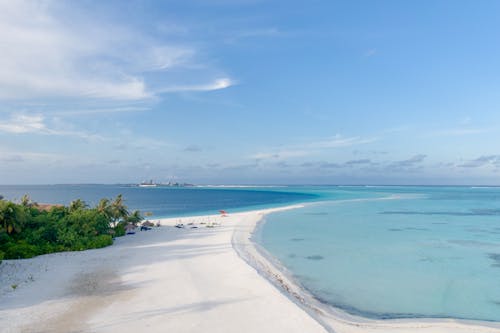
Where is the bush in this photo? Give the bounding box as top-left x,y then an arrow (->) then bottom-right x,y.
113,224 -> 125,237
4,241 -> 39,259
90,235 -> 113,248
0,250 -> 4,264
0,230 -> 10,246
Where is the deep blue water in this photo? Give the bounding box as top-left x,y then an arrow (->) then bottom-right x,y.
0,185 -> 316,218
258,186 -> 500,322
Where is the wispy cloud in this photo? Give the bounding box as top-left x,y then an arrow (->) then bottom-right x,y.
0,149 -> 63,164
0,1 -> 147,100
0,1 -> 232,103
388,154 -> 427,170
250,134 -> 376,161
426,128 -> 489,137
300,159 -> 374,170
0,114 -> 45,133
458,155 -> 500,168
158,78 -> 233,93
305,135 -> 376,149
48,106 -> 150,116
183,145 -> 203,152
251,150 -> 309,160
318,162 -> 342,169
293,155 -> 427,178
345,159 -> 372,166
0,113 -> 104,140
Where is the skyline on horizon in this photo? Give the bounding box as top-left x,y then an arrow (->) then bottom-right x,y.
2,1 -> 500,185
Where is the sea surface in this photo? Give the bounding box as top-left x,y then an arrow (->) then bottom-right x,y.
2,184 -> 500,322
257,186 -> 500,322
0,184 -> 316,218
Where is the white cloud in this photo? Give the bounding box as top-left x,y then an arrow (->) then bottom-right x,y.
0,113 -> 105,141
48,106 -> 150,116
250,134 -> 375,161
251,150 -> 309,160
388,154 -> 427,169
0,114 -> 46,133
0,1 -> 146,100
305,135 -> 376,149
158,78 -> 234,93
458,155 -> 500,168
426,128 -> 489,137
0,1 -> 231,102
145,46 -> 194,71
0,149 -> 63,163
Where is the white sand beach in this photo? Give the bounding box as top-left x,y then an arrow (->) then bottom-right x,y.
1,206 -> 499,333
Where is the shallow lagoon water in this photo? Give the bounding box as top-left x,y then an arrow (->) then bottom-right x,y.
259,186 -> 500,321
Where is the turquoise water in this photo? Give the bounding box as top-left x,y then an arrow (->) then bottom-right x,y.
258,186 -> 500,321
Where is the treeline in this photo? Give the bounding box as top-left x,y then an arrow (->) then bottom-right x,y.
0,194 -> 142,261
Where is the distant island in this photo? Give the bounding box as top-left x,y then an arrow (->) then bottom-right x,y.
138,180 -> 194,187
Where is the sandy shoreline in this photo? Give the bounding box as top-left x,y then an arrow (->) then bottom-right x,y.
1,205 -> 499,332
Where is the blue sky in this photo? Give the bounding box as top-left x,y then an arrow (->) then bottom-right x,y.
1,0 -> 500,185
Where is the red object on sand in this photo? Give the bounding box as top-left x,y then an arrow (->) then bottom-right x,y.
219,210 -> 227,216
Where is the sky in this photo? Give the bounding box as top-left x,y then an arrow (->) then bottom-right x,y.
1,0 -> 500,185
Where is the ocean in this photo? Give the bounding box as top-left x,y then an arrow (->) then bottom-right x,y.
2,184 -> 500,322
257,186 -> 500,322
0,184 -> 316,218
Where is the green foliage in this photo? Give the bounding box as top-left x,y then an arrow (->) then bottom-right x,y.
69,199 -> 88,212
4,241 -> 38,259
110,194 -> 129,226
113,223 -> 126,237
0,194 -> 140,260
0,200 -> 28,234
20,194 -> 35,208
126,210 -> 143,225
90,234 -> 113,248
48,205 -> 68,220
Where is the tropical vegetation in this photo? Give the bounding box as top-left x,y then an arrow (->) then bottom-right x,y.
0,194 -> 143,261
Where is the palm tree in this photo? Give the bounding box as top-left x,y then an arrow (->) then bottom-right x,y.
97,198 -> 110,214
126,210 -> 143,226
95,195 -> 129,227
0,201 -> 27,234
20,194 -> 33,207
96,198 -> 112,225
69,199 -> 88,212
110,195 -> 129,227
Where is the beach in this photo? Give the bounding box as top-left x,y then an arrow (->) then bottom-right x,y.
1,206 -> 499,333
